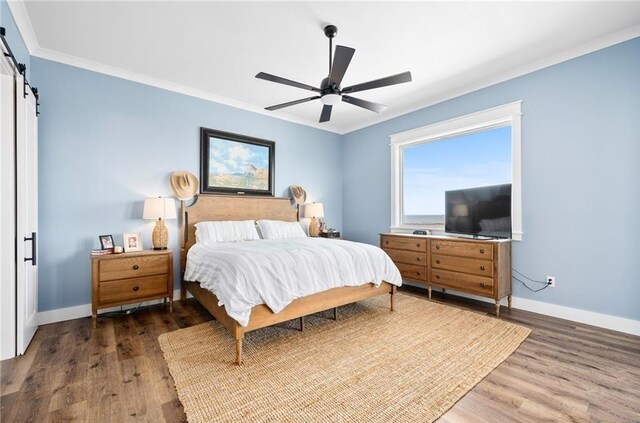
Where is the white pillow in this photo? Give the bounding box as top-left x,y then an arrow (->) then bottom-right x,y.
195,220 -> 260,244
256,220 -> 307,240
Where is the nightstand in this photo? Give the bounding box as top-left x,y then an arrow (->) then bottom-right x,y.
91,250 -> 173,327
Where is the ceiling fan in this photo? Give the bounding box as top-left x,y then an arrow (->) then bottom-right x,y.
255,25 -> 412,123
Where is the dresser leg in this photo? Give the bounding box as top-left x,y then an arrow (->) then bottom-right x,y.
169,299 -> 173,313
390,285 -> 396,311
428,286 -> 432,299
92,313 -> 97,329
442,288 -> 446,295
508,295 -> 512,310
495,300 -> 500,317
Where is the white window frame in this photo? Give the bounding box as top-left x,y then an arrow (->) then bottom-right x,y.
390,101 -> 523,241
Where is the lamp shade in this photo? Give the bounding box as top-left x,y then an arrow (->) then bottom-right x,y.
143,197 -> 177,220
302,202 -> 324,218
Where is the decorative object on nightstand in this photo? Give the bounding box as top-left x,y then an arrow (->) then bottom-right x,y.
123,232 -> 143,252
99,234 -> 115,250
303,202 -> 324,237
319,228 -> 341,238
143,197 -> 177,250
170,171 -> 199,201
91,250 -> 173,328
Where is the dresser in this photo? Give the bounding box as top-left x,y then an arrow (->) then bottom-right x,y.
91,250 -> 173,327
380,233 -> 511,316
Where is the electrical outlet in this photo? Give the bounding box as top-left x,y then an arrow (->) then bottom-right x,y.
546,276 -> 556,288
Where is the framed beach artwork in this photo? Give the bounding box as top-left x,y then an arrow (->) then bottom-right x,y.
200,127 -> 275,196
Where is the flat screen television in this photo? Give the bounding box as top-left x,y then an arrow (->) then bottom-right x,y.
445,183 -> 512,239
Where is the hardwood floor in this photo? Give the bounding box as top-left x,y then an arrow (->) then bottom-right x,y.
1,287 -> 639,422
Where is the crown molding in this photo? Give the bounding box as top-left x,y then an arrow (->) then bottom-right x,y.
5,1 -> 38,53
6,0 -> 640,136
341,24 -> 640,134
31,46 -> 344,134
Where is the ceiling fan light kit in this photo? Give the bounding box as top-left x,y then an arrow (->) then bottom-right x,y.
256,25 -> 412,123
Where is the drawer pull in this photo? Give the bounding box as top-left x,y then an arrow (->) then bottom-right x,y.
436,259 -> 440,264
385,240 -> 389,245
132,286 -> 140,291
435,274 -> 440,279
133,264 -> 139,270
480,249 -> 485,254
416,272 -> 421,276
480,282 -> 485,288
416,257 -> 421,262
435,245 -> 440,250
416,243 -> 421,247
480,265 -> 485,271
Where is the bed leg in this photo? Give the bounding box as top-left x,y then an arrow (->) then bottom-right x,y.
390,285 -> 397,311
180,284 -> 186,301
299,316 -> 305,331
235,338 -> 243,365
333,307 -> 338,321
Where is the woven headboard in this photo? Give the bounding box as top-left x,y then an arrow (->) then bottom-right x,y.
179,195 -> 298,271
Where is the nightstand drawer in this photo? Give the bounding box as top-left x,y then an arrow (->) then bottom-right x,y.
430,269 -> 494,295
385,249 -> 426,266
381,236 -> 427,252
99,275 -> 168,305
430,240 -> 494,260
431,254 -> 494,277
396,263 -> 427,281
99,255 -> 168,281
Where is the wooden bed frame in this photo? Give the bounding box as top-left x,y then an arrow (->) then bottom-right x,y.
179,194 -> 396,365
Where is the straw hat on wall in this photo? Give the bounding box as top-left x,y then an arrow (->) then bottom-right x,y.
289,185 -> 307,205
170,171 -> 199,201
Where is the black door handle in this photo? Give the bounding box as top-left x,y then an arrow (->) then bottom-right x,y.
24,232 -> 36,266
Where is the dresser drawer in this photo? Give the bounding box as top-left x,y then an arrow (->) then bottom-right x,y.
99,275 -> 169,305
430,269 -> 494,296
381,236 -> 427,252
99,255 -> 169,282
430,240 -> 493,260
396,262 -> 427,281
385,248 -> 426,266
431,254 -> 494,278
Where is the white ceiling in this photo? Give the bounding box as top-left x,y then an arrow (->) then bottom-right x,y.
13,1 -> 640,133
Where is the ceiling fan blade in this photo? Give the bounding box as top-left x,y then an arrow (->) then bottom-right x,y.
256,72 -> 321,92
342,71 -> 412,94
265,96 -> 321,111
319,105 -> 332,122
329,45 -> 355,86
342,95 -> 387,113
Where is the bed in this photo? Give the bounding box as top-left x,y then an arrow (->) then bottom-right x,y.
179,195 -> 401,364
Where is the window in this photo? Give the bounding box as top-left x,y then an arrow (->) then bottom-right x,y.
390,102 -> 522,240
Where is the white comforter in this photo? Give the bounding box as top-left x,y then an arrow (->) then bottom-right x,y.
184,238 -> 402,327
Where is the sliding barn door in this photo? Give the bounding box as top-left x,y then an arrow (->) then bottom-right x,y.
15,73 -> 39,355
0,57 -> 17,360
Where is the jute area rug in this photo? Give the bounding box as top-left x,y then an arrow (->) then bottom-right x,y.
159,293 -> 530,422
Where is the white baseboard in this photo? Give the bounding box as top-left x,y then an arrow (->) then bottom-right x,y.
403,282 -> 640,337
36,289 -> 190,326
37,286 -> 640,337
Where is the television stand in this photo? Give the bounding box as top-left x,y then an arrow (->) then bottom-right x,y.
380,233 -> 512,316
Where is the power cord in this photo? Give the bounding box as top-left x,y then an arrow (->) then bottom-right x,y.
512,269 -> 552,293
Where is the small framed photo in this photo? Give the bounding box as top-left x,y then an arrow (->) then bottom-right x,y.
123,232 -> 143,252
99,234 -> 114,250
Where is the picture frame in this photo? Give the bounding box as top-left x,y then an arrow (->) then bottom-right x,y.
200,127 -> 275,196
123,232 -> 143,252
99,234 -> 114,250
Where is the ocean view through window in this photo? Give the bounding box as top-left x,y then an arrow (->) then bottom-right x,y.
402,126 -> 512,226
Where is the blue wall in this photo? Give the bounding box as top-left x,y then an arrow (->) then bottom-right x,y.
31,58 -> 342,312
343,38 -> 640,321
1,0 -> 30,78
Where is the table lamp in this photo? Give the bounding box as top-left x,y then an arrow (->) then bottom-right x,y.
143,197 -> 177,250
302,202 -> 324,237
